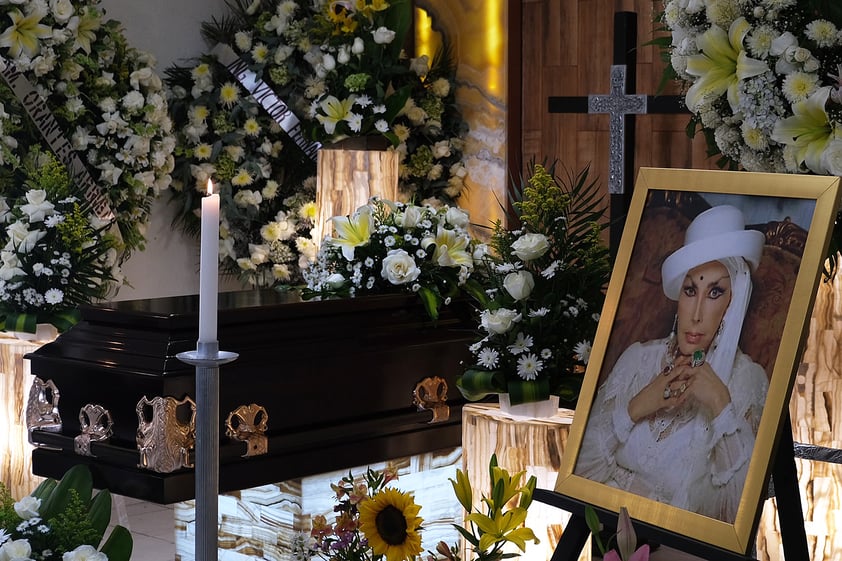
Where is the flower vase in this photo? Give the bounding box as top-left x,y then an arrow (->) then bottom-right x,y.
9,323 -> 59,342
498,393 -> 561,419
313,137 -> 401,244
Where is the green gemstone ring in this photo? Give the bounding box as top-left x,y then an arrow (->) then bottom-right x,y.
691,349 -> 705,368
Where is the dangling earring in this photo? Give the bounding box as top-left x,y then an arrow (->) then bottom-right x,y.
663,314 -> 678,374
712,319 -> 724,351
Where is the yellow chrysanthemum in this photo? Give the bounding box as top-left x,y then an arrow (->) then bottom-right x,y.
243,117 -> 261,136
194,143 -> 213,160
219,82 -> 241,108
358,488 -> 423,561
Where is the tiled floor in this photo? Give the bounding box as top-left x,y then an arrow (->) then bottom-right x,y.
109,495 -> 176,561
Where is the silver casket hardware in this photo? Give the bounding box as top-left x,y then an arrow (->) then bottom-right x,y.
74,403 -> 114,457
136,395 -> 196,473
26,377 -> 62,446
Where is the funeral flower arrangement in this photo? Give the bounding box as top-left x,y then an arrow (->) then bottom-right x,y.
302,197 -> 484,321
0,150 -> 119,333
165,55 -> 319,287
0,0 -> 175,256
658,0 -> 842,176
292,465 -> 424,561
165,0 -> 469,290
458,162 -> 610,405
0,465 -> 132,561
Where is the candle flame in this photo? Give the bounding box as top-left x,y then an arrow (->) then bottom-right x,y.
206,179 -> 214,196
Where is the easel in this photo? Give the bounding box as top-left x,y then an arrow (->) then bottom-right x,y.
541,11 -> 812,560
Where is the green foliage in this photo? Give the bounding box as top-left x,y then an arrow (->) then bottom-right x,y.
0,465 -> 133,560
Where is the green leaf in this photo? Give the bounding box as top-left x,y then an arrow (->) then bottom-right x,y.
417,285 -> 440,322
87,489 -> 113,541
99,525 -> 133,561
30,478 -> 57,501
40,464 -> 93,521
584,506 -> 606,555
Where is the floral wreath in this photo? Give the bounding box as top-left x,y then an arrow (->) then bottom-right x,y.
658,0 -> 842,176
0,0 -> 175,331
166,0 -> 469,289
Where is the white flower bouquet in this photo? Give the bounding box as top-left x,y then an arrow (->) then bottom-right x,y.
657,0 -> 842,176
195,0 -> 469,203
0,150 -> 119,333
0,0 -> 175,257
0,465 -> 132,561
165,55 -> 319,288
458,162 -> 610,405
302,197 -> 485,320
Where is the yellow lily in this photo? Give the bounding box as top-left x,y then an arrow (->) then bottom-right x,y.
0,9 -> 52,59
467,507 -> 539,553
771,86 -> 839,174
450,468 -> 473,512
684,17 -> 768,112
315,95 -> 356,135
330,205 -> 374,260
427,227 -> 473,268
72,9 -> 101,55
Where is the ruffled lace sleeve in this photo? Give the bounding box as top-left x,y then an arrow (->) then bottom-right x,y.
575,342 -> 651,482
693,352 -> 768,521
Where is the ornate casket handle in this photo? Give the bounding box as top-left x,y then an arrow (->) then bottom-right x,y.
225,403 -> 269,458
413,376 -> 450,423
135,395 -> 196,473
74,403 -> 113,457
26,377 -> 62,446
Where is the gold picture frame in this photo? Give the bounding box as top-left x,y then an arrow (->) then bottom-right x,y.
554,167 -> 841,554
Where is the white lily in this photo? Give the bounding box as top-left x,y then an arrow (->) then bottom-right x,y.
684,17 -> 768,112
771,86 -> 839,174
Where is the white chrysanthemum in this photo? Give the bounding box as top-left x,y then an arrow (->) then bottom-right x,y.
573,341 -> 592,364
782,71 -> 820,103
705,0 -> 741,29
741,122 -> 769,150
219,82 -> 240,107
507,332 -> 534,355
516,353 -> 543,381
746,25 -> 777,58
477,347 -> 500,369
806,19 -> 838,48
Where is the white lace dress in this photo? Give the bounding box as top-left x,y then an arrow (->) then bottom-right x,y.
575,338 -> 768,523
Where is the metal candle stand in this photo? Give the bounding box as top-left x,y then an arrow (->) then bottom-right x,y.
177,340 -> 238,560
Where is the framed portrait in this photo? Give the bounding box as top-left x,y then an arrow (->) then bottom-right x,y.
554,167 -> 841,554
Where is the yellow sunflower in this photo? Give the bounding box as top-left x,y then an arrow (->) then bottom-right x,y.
358,488 -> 423,561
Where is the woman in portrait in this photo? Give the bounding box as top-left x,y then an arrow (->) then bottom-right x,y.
574,205 -> 769,524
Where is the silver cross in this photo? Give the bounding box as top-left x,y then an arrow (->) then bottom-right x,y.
588,65 -> 648,194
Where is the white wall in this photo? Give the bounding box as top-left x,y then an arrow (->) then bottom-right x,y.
101,0 -> 243,301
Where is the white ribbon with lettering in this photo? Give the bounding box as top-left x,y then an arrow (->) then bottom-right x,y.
0,60 -> 115,221
212,44 -> 321,161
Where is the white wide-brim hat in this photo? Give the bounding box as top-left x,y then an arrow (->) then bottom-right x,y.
661,205 -> 765,300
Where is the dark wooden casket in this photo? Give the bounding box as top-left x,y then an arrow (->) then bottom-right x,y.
26,290 -> 475,503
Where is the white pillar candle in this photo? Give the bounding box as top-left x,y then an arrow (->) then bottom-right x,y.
198,179 -> 219,344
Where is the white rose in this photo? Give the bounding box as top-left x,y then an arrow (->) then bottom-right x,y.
433,140 -> 451,159
444,206 -> 469,228
480,308 -> 521,335
13,495 -> 41,519
371,26 -> 396,44
62,544 -> 107,561
511,233 -> 549,261
322,53 -> 336,71
503,270 -> 535,301
410,55 -> 429,76
0,539 -> 32,560
326,273 -> 346,289
50,0 -> 74,22
351,37 -> 365,54
19,189 -> 54,222
6,221 -> 46,253
397,205 -> 422,228
337,45 -> 351,64
381,249 -> 421,285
